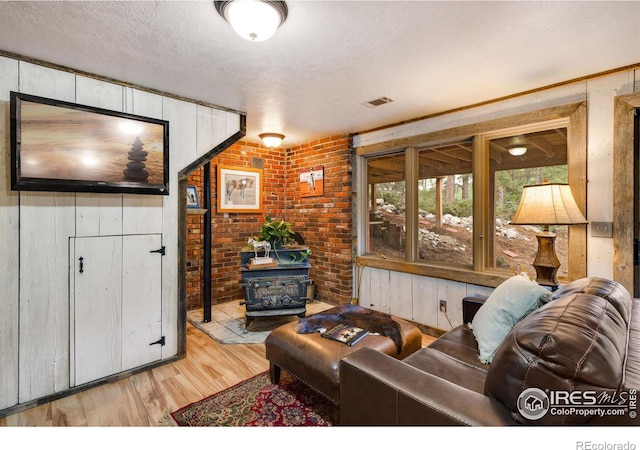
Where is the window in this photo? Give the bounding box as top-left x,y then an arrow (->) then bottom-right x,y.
358,103 -> 587,287
416,139 -> 473,267
366,153 -> 406,259
488,129 -> 568,280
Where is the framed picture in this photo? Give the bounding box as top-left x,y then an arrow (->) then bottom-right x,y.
10,91 -> 170,195
300,165 -> 324,197
186,185 -> 200,209
217,165 -> 262,213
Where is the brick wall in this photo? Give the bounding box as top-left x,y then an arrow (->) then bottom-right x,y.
285,135 -> 353,305
185,134 -> 353,310
186,168 -> 204,311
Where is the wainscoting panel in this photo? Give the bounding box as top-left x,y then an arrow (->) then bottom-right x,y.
75,193 -> 124,237
389,271 -> 413,321
436,278 -> 466,331
356,266 -> 495,331
0,55 -> 19,410
17,60 -> 76,101
412,275 -> 439,329
19,192 -> 75,402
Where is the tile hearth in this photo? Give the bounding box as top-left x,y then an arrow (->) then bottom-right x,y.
187,300 -> 333,344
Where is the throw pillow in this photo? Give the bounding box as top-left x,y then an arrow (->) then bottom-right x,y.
471,275 -> 552,364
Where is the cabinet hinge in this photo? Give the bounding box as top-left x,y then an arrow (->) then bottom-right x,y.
150,246 -> 166,256
150,336 -> 165,346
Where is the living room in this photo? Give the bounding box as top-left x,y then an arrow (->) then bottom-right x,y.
0,0 -> 639,444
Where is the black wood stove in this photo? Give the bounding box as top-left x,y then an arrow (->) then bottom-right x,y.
239,263 -> 311,331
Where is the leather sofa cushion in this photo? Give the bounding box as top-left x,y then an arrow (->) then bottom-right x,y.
485,288 -> 631,425
551,276 -> 632,323
404,325 -> 488,394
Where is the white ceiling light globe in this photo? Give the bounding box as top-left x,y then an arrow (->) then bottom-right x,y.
227,0 -> 282,42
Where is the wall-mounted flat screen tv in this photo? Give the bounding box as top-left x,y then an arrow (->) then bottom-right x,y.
10,91 -> 169,195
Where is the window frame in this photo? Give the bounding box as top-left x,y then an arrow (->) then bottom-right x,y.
356,102 -> 587,288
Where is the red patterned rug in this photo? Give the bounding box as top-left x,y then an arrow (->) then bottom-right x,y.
170,371 -> 333,426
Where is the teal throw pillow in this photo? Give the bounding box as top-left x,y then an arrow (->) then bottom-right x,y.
471,275 -> 552,364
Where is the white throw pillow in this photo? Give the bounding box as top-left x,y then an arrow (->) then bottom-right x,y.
471,275 -> 552,364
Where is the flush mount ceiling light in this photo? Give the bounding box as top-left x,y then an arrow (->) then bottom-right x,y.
506,135 -> 528,156
214,0 -> 288,42
260,133 -> 285,147
508,146 -> 527,156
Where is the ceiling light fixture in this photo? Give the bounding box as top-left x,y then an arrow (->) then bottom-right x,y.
508,146 -> 528,156
260,133 -> 285,147
214,0 -> 288,42
506,135 -> 528,156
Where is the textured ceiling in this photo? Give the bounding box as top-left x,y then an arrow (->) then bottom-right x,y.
1,1 -> 640,147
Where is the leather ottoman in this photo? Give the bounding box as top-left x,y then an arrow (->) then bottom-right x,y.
264,305 -> 422,409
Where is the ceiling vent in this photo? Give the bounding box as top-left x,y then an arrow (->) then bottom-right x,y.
362,96 -> 394,108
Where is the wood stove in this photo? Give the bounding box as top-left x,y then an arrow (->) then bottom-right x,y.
239,264 -> 311,331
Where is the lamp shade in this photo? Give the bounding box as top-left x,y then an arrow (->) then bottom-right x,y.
259,133 -> 285,147
215,0 -> 288,42
511,183 -> 587,226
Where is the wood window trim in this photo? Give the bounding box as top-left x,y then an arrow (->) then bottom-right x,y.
357,102 -> 587,288
613,92 -> 640,292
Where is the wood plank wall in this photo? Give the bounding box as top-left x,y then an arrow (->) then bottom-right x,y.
0,54 -> 241,414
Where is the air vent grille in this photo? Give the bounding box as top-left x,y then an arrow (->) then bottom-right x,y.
362,96 -> 394,108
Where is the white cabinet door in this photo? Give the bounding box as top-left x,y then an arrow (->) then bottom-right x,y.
71,234 -> 163,386
122,234 -> 163,371
72,236 -> 123,386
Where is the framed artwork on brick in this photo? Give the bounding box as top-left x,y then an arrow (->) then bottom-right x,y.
300,165 -> 324,197
217,165 -> 262,213
186,185 -> 200,209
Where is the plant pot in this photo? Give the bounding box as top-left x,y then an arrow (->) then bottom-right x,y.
272,247 -> 311,265
240,246 -> 310,266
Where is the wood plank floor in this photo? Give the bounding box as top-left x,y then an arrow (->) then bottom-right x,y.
0,322 -> 435,427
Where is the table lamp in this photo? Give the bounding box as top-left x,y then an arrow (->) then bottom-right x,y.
510,183 -> 587,289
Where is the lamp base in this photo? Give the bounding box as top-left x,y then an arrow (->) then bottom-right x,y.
532,228 -> 560,290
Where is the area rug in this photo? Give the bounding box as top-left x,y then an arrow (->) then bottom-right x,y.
170,371 -> 333,426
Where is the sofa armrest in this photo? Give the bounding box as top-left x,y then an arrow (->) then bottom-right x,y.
339,347 -> 513,426
463,293 -> 488,324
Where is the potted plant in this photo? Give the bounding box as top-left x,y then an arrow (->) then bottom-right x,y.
241,215 -> 310,266
257,215 -> 294,248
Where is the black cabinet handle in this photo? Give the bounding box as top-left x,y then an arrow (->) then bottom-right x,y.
79,257 -> 84,274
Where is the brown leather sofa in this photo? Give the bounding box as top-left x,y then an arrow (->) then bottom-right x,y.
339,277 -> 640,425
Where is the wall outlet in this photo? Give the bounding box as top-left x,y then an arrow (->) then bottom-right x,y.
439,300 -> 447,314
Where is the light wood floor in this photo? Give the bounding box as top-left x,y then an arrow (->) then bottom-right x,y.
0,322 -> 435,426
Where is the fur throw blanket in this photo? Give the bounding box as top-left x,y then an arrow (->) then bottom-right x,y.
295,304 -> 405,354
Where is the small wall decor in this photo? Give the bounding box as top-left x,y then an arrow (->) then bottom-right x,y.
217,165 -> 262,213
186,185 -> 200,208
300,165 -> 324,197
10,91 -> 169,195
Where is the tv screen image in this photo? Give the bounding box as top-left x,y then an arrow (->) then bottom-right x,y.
10,91 -> 170,195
